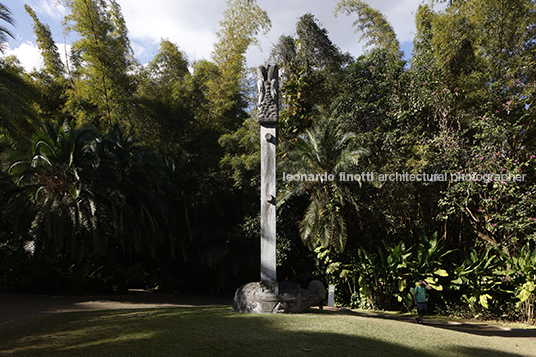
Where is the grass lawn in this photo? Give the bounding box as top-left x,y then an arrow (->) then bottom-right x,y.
0,306 -> 535,357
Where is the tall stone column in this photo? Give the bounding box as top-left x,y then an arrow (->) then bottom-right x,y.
257,65 -> 278,282
232,67 -> 327,312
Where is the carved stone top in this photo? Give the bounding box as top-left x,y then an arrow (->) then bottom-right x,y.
257,65 -> 279,124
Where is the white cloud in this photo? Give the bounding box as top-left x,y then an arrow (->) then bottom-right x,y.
56,42 -> 72,68
384,0 -> 422,42
31,0 -> 67,20
5,41 -> 72,73
5,42 -> 43,72
119,0 -> 226,62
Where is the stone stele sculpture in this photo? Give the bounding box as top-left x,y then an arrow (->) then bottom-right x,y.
232,64 -> 326,313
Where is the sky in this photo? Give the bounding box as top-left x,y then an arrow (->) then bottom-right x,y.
2,0 -> 446,73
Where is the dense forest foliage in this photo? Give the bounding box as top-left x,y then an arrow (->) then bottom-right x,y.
1,0 -> 535,322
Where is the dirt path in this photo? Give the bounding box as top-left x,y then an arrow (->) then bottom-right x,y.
333,308 -> 536,339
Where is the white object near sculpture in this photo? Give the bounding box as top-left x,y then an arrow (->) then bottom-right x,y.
328,284 -> 336,308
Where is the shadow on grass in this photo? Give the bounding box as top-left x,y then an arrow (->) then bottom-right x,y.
327,308 -> 536,339
421,320 -> 536,339
0,291 -> 232,325
0,307 -> 534,357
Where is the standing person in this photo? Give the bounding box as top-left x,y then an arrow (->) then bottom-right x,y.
413,279 -> 431,324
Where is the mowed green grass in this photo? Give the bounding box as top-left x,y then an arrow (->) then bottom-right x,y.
0,306 -> 535,357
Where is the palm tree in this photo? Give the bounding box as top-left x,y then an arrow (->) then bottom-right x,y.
7,118 -> 183,264
279,119 -> 368,253
94,124 -> 173,259
0,61 -> 40,141
0,3 -> 14,54
7,121 -> 114,261
6,120 -> 183,273
1,4 -> 40,141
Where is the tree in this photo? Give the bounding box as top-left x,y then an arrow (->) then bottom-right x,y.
330,48 -> 442,247
5,119 -> 184,264
61,0 -> 136,130
418,0 -> 536,251
210,0 -> 271,130
219,119 -> 260,189
271,14 -> 352,137
93,125 -> 178,260
0,57 -> 40,142
135,39 -> 193,157
0,5 -> 40,141
25,5 -> 69,123
280,119 -> 368,253
7,122 -> 111,261
24,5 -> 64,78
335,0 -> 401,58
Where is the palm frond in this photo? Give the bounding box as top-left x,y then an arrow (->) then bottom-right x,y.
0,3 -> 14,52
281,118 -> 369,254
30,154 -> 53,169
0,64 -> 40,139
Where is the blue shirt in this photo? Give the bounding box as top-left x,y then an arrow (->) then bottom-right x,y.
414,286 -> 427,303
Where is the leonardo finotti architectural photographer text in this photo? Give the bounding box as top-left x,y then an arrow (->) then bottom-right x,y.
282,172 -> 526,183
